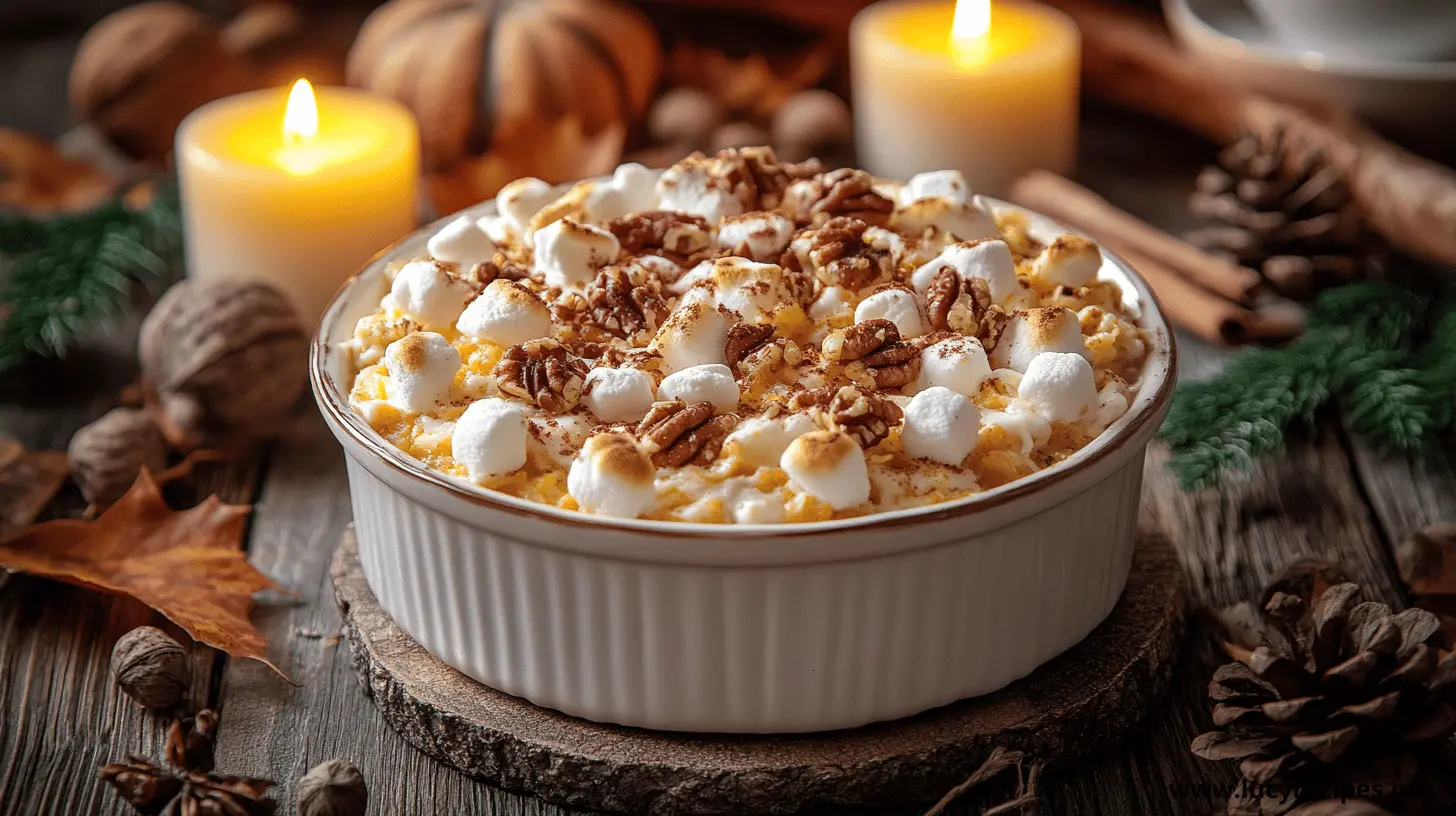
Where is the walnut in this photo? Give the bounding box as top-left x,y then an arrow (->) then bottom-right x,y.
822,319 -> 921,389
585,267 -> 669,345
796,217 -> 890,292
139,279 -> 308,450
636,400 -> 739,467
112,625 -> 188,709
924,267 -> 1010,350
604,211 -> 713,259
465,260 -> 530,288
724,322 -> 776,369
495,340 -> 589,413
297,759 -> 368,816
791,385 -> 902,448
810,168 -> 894,225
712,145 -> 822,211
68,407 -> 168,506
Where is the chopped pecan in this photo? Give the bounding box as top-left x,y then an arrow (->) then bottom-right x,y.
810,169 -> 894,224
714,146 -> 823,211
465,260 -> 530,288
823,319 -> 922,389
636,400 -> 739,467
496,339 -> 589,413
923,268 -> 1010,350
791,385 -> 902,448
585,267 -> 668,344
796,217 -> 890,291
724,322 -> 776,369
605,211 -> 712,259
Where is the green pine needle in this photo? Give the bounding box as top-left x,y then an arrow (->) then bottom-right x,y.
1160,281 -> 1456,489
0,182 -> 183,372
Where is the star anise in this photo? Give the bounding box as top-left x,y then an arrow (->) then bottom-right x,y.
100,709 -> 278,815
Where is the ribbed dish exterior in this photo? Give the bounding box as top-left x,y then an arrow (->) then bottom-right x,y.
345,453 -> 1144,733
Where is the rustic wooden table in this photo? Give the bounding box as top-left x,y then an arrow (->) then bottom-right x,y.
2,95 -> 1451,813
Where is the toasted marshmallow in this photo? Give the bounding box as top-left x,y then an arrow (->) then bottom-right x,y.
1019,352 -> 1097,423
652,300 -> 730,373
582,366 -> 657,422
568,431 -> 658,517
382,259 -> 475,330
427,216 -> 497,269
1034,235 -> 1102,289
717,213 -> 795,261
863,226 -> 908,265
681,257 -> 799,324
809,285 -> 854,322
854,287 -> 925,338
533,218 -> 620,290
657,364 -> 739,412
451,398 -> 527,481
528,413 -> 594,466
917,335 -> 992,396
476,214 -> 515,245
901,386 -> 981,465
585,162 -> 660,222
724,412 -> 821,468
991,307 -> 1088,371
456,280 -> 551,345
656,160 -> 742,224
911,240 -> 1019,305
893,197 -> 998,243
1091,378 -> 1130,433
384,332 -> 460,413
900,170 -> 970,206
780,430 -> 870,510
497,177 -> 558,234
632,254 -> 683,283
980,406 -> 1052,454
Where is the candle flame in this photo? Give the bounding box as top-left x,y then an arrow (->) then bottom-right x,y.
951,0 -> 992,65
283,79 -> 318,145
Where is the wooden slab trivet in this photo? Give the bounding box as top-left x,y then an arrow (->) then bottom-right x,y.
333,527 -> 1184,815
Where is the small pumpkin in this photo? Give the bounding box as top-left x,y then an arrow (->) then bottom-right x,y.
346,0 -> 662,173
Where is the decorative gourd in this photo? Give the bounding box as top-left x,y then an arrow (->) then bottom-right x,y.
346,0 -> 662,173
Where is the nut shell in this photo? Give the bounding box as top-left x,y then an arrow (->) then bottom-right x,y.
139,279 -> 308,449
68,407 -> 168,506
111,626 -> 188,710
298,758 -> 368,816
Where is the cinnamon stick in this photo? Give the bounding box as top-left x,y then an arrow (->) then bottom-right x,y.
1041,0 -> 1456,268
1011,170 -> 1262,302
1112,245 -> 1298,345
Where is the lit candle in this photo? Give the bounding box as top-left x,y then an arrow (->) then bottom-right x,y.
177,80 -> 420,321
851,0 -> 1080,196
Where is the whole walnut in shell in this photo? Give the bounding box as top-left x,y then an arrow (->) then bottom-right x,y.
68,407 -> 168,506
140,279 -> 308,449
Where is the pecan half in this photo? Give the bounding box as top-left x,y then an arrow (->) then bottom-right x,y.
585,267 -> 668,345
824,319 -> 922,389
924,268 -> 1010,350
724,322 -> 776,369
496,339 -> 589,413
794,217 -> 889,292
810,169 -> 894,224
636,400 -> 739,467
605,211 -> 713,259
792,385 -> 903,448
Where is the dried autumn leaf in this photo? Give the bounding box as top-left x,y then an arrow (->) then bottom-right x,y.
0,434 -> 68,540
0,469 -> 287,676
1397,523 -> 1456,643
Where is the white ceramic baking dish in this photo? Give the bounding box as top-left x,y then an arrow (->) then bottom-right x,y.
311,189 -> 1176,734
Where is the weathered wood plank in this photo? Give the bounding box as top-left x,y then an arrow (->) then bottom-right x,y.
1346,434 -> 1456,560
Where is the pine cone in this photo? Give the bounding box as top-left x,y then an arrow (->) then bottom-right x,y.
1192,559 -> 1456,816
1186,130 -> 1383,299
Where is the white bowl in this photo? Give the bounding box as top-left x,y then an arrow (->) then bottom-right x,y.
311,192 -> 1177,733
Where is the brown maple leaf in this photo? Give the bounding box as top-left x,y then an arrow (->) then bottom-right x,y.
0,469 -> 287,676
0,435 -> 68,540
1398,523 -> 1456,644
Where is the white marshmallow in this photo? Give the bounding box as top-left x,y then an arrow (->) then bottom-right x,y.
568,432 -> 658,518
809,285 -> 854,322
455,280 -> 551,346
384,332 -> 460,413
901,386 -> 981,465
532,218 -> 620,290
476,214 -> 515,245
528,414 -> 594,466
657,364 -> 740,412
1034,235 -> 1102,289
652,300 -> 730,373
582,367 -> 657,422
894,197 -> 998,243
980,406 -> 1052,454
863,226 -> 908,265
780,430 -> 870,510
1019,352 -> 1097,423
585,162 -> 660,222
1091,379 -> 1131,433
724,412 -> 821,468
631,254 -> 683,283
992,307 -> 1088,372
451,398 -> 527,482
911,240 -> 1019,305
900,170 -> 970,206
680,257 -> 798,324
717,213 -> 796,261
382,259 -> 475,330
656,161 -> 742,224
917,335 -> 992,397
427,216 -> 497,269
733,492 -> 785,524
854,288 -> 925,338
497,177 -> 558,233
